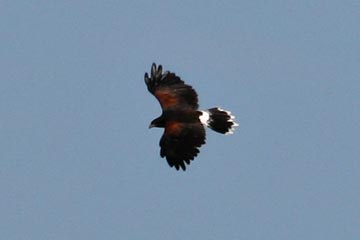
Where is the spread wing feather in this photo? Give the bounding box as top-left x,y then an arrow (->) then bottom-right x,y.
144,63 -> 199,110
160,121 -> 206,170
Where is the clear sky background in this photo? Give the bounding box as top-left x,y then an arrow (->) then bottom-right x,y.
1,1 -> 359,239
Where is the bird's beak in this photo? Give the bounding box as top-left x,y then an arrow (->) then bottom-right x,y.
148,123 -> 154,129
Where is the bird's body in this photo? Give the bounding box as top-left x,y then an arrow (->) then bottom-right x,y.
145,63 -> 238,171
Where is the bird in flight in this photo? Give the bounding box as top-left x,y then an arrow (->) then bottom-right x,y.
145,63 -> 238,171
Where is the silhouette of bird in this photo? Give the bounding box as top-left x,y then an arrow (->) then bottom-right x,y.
145,63 -> 238,171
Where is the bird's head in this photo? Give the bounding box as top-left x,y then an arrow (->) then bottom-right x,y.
149,116 -> 165,129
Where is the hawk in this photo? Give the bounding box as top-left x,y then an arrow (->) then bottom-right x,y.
145,63 -> 238,171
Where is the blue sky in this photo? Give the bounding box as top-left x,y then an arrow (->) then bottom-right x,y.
1,1 -> 359,239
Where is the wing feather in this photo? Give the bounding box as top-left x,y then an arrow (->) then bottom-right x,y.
160,121 -> 206,171
144,63 -> 199,110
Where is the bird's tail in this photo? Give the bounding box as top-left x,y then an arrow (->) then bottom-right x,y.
199,107 -> 238,134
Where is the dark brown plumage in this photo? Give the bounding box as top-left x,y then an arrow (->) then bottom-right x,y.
145,63 -> 238,171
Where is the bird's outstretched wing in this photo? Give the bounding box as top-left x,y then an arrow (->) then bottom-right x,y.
144,63 -> 199,110
160,120 -> 206,170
